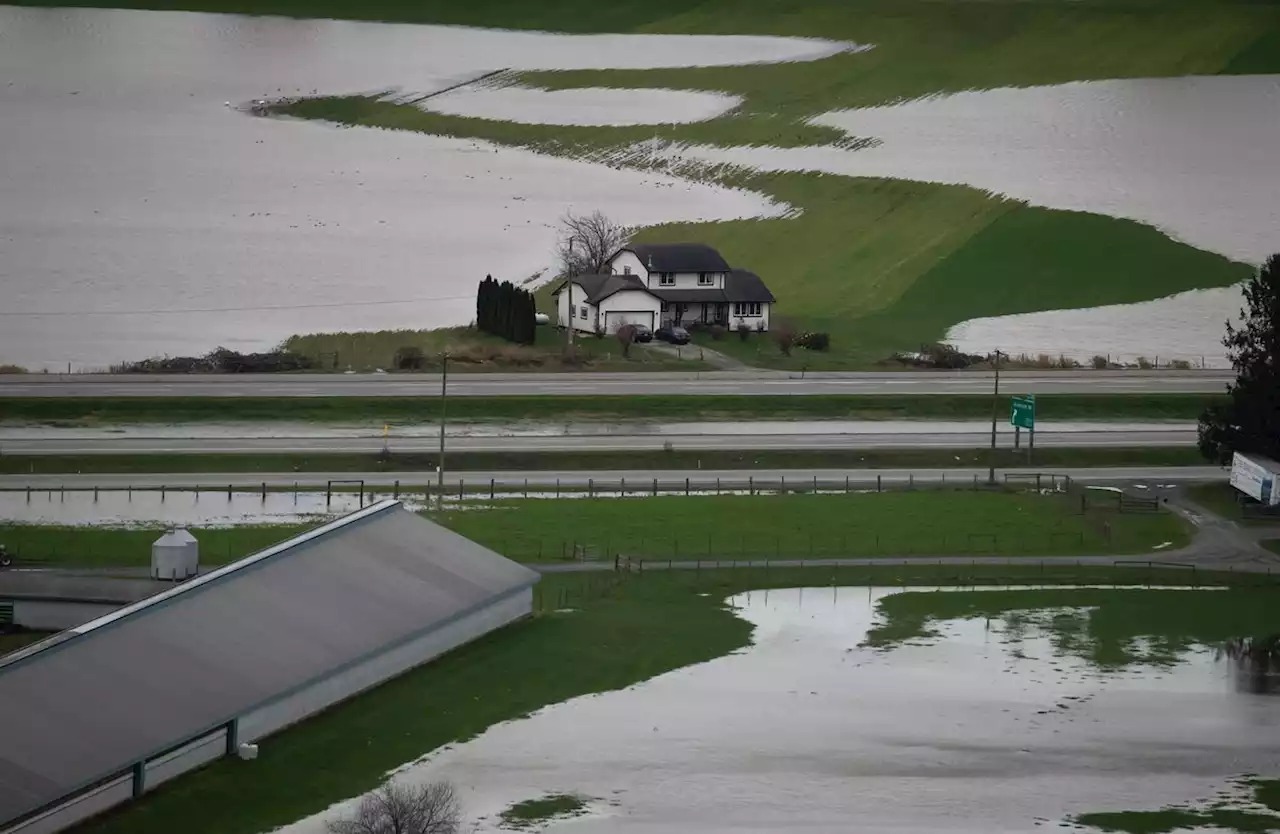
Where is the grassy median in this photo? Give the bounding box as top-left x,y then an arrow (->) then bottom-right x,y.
0,393 -> 1221,426
2,489 -> 1189,569
70,565 -> 1279,834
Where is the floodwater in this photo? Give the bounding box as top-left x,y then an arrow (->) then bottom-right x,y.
423,86 -> 744,126
0,7 -> 851,371
269,587 -> 1279,834
653,75 -> 1280,366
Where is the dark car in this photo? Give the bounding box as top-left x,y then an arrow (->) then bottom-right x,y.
656,325 -> 691,345
632,323 -> 653,343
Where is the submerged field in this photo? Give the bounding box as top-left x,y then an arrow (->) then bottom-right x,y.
66,567 -> 1280,834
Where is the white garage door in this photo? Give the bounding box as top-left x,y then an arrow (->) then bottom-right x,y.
603,311 -> 654,333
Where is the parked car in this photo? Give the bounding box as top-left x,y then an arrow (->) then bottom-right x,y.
656,325 -> 691,345
632,324 -> 653,343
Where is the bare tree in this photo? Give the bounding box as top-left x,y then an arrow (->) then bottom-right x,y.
556,211 -> 629,277
772,318 -> 796,356
615,323 -> 637,358
328,780 -> 463,834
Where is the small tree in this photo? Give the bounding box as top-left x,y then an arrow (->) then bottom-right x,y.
773,319 -> 796,356
615,323 -> 637,358
557,211 -> 629,277
1199,253 -> 1280,464
327,780 -> 462,834
393,346 -> 425,371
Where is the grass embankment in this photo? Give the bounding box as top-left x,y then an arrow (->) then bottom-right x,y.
1185,482 -> 1280,527
1076,778 -> 1280,833
0,632 -> 51,658
0,393 -> 1219,425
1,491 -> 1188,568
499,794 -> 589,829
69,565 -> 1280,834
283,325 -> 709,373
0,524 -> 309,569
0,446 -> 1206,476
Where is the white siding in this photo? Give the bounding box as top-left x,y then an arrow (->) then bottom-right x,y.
596,291 -> 661,334
555,283 -> 598,334
11,601 -> 118,631
728,301 -> 771,332
608,251 -> 647,280
649,271 -> 724,291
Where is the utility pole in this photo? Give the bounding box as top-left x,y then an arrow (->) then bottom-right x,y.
987,349 -> 1003,485
436,352 -> 448,510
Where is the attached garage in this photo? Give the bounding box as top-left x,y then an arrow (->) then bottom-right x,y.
602,309 -> 655,333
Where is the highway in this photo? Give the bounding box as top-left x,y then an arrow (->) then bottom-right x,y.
0,466 -> 1226,490
0,421 -> 1196,454
0,370 -> 1233,397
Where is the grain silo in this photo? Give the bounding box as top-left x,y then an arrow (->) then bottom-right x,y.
150,528 -> 198,581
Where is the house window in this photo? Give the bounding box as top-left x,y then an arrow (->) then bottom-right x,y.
623,265 -> 631,274
659,273 -> 676,286
660,302 -> 669,313
733,302 -> 762,317
579,306 -> 588,319
697,272 -> 714,286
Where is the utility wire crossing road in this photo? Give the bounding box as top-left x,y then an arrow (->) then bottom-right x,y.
0,370 -> 1233,398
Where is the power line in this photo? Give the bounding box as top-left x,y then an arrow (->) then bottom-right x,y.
0,293 -> 475,317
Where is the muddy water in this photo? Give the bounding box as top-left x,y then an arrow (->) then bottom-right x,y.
271,586 -> 1278,834
0,7 -> 849,371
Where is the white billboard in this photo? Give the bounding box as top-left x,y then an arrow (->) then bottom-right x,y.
1229,452 -> 1280,505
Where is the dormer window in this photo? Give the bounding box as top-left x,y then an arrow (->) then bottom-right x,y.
697,272 -> 715,286
623,265 -> 631,274
659,273 -> 676,286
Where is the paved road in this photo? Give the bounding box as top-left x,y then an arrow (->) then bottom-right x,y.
0,466 -> 1227,491
0,370 -> 1233,397
0,423 -> 1195,454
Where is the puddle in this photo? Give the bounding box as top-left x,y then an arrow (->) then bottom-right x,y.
423,86 -> 743,126
268,587 -> 1276,834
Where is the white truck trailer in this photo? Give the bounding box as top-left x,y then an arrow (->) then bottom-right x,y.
1229,451 -> 1280,505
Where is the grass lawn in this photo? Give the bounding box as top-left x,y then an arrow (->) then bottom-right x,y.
0,446 -> 1206,476
864,587 -> 1279,668
1264,540 -> 1280,556
1075,778 -> 1280,833
1184,482 -> 1280,527
282,325 -> 708,374
67,564 -> 1280,834
0,524 -> 310,569
0,392 -> 1220,425
0,490 -> 1188,569
436,490 -> 1189,562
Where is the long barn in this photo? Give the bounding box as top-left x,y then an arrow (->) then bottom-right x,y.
0,500 -> 539,834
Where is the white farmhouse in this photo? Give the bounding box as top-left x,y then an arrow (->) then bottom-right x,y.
554,243 -> 776,335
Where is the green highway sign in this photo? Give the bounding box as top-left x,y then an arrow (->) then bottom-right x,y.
1010,394 -> 1036,430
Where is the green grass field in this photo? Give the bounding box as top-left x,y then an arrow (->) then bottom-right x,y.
0,632 -> 50,658
1184,482 -> 1280,527
67,564 -> 1280,834
437,490 -> 1188,562
0,524 -> 310,569
0,392 -> 1220,425
1075,777 -> 1280,833
0,490 -> 1188,568
0,446 -> 1206,476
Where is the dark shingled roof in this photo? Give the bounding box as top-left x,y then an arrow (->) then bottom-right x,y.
622,243 -> 730,274
725,269 -> 776,303
0,502 -> 539,829
553,274 -> 658,305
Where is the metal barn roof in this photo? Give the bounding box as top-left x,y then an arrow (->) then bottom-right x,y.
0,501 -> 538,828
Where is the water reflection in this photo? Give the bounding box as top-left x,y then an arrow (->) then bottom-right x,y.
1217,636 -> 1280,695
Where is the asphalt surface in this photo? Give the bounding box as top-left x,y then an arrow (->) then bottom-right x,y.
0,370 -> 1233,397
0,422 -> 1194,454
0,466 -> 1226,490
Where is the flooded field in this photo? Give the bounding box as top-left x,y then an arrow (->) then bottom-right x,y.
0,6 -> 848,370
423,85 -> 744,126
269,586 -> 1278,833
656,75 -> 1280,365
